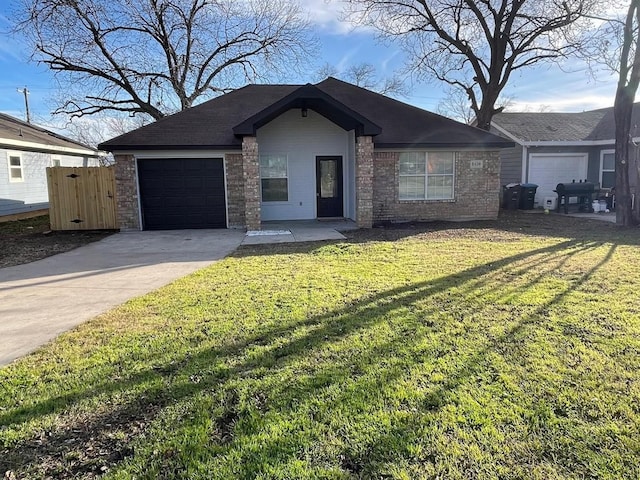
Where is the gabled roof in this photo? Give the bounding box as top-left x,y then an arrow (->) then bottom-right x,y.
491,102 -> 640,144
0,112 -> 98,156
316,78 -> 510,148
100,77 -> 512,151
233,83 -> 382,137
586,103 -> 640,140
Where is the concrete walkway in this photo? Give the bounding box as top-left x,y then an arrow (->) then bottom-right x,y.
0,229 -> 244,366
521,209 -> 617,224
242,219 -> 358,245
565,212 -> 617,223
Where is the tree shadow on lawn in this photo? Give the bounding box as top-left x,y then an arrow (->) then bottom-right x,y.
0,239 -> 623,478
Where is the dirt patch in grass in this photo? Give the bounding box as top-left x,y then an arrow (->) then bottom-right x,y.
1,402 -> 156,479
345,210 -> 636,244
0,215 -> 114,269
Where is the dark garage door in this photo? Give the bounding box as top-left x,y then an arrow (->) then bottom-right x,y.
138,158 -> 226,230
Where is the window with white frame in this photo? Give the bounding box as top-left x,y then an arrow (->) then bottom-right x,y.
600,150 -> 615,189
52,156 -> 61,167
399,151 -> 455,200
260,154 -> 288,202
7,152 -> 24,182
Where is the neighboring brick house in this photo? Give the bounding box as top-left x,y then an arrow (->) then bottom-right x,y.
491,103 -> 640,207
1,113 -> 100,219
99,78 -> 512,231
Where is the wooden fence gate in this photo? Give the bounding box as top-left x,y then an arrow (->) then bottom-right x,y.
47,166 -> 118,230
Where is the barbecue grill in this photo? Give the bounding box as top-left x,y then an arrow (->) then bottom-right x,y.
554,181 -> 597,214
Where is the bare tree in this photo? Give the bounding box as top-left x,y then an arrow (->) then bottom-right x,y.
315,61 -> 408,96
581,1 -> 640,225
343,0 -> 602,130
437,87 -> 476,123
13,0 -> 316,120
613,0 -> 640,225
63,114 -> 150,147
437,86 -> 513,124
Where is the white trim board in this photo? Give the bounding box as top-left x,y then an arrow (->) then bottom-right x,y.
0,137 -> 98,156
130,150 -> 236,159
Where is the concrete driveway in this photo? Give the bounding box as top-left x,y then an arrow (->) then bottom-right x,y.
0,229 -> 244,366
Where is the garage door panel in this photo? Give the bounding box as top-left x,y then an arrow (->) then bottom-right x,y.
138,158 -> 226,230
183,177 -> 206,189
143,196 -> 164,208
205,194 -> 225,203
528,155 -> 588,206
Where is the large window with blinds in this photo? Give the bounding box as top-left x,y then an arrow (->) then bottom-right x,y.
399,151 -> 455,200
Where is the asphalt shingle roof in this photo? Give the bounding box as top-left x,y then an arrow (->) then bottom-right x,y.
100,78 -> 512,151
0,112 -> 97,153
492,102 -> 640,142
586,103 -> 640,140
491,111 -> 607,142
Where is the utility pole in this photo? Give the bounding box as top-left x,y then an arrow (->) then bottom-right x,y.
17,87 -> 31,124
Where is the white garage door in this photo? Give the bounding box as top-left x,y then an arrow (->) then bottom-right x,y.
528,154 -> 588,206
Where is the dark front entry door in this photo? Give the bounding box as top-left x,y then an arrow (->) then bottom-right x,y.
316,156 -> 343,218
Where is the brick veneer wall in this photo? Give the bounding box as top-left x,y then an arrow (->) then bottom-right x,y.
114,154 -> 140,230
373,150 -> 500,223
226,153 -> 245,228
356,136 -> 374,228
242,136 -> 261,230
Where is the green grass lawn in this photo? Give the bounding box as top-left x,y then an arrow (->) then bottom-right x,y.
1,214 -> 639,479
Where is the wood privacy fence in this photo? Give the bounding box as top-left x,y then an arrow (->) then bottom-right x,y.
46,166 -> 118,230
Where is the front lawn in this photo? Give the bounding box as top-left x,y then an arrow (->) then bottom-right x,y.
1,214 -> 639,479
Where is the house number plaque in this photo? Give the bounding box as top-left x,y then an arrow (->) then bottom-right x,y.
470,160 -> 483,169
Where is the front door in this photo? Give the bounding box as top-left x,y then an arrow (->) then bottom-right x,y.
316,156 -> 343,218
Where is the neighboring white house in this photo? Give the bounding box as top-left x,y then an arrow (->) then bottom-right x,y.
0,113 -> 100,218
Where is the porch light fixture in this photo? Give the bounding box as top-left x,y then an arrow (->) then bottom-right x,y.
301,107 -> 308,117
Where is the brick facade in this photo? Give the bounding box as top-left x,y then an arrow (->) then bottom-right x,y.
114,154 -> 140,230
114,146 -> 500,231
242,136 -> 261,230
355,136 -> 374,228
225,153 -> 245,228
373,150 -> 500,223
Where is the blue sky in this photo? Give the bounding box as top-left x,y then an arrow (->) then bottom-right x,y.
0,0 -> 622,127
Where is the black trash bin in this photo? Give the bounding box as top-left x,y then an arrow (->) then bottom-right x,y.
519,183 -> 538,210
502,184 -> 521,210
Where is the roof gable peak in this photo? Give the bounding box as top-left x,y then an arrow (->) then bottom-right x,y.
232,83 -> 381,137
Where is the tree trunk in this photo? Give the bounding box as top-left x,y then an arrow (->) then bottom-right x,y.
614,86 -> 635,226
634,144 -> 640,223
474,88 -> 501,131
475,109 -> 493,131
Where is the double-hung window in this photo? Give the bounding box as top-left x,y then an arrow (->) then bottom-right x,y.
8,152 -> 24,182
260,154 -> 288,202
399,151 -> 454,200
600,150 -> 615,189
